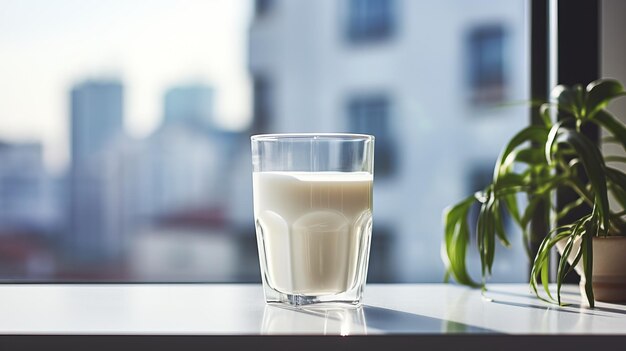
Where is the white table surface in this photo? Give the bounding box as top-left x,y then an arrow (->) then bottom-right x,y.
1,284 -> 625,335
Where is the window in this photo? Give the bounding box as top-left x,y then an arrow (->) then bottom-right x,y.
255,0 -> 273,17
346,0 -> 395,43
467,24 -> 507,105
347,94 -> 394,177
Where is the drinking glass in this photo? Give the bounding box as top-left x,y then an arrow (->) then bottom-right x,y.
251,133 -> 374,305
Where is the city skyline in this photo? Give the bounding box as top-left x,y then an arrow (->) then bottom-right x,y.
0,73 -> 244,278
0,0 -> 533,283
0,0 -> 253,173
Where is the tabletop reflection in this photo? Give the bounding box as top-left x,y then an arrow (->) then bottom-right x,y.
261,304 -> 367,335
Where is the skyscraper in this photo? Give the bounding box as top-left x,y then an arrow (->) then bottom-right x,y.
71,80 -> 124,165
138,83 -> 227,219
163,84 -> 214,128
68,80 -> 125,262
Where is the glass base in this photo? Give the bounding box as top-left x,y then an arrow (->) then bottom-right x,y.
262,283 -> 365,306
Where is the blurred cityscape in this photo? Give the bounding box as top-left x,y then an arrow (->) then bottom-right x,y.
0,0 -> 529,282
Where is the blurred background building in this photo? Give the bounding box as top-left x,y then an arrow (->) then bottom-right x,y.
0,141 -> 60,278
68,80 -> 126,265
244,0 -> 528,282
0,0 -> 530,282
0,141 -> 57,231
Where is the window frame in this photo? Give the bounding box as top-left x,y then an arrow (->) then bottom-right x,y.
466,24 -> 508,105
528,0 -> 600,280
346,93 -> 395,177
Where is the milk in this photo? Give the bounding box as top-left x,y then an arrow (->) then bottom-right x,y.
253,171 -> 373,296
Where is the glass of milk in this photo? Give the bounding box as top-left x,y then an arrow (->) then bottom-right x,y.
251,133 -> 374,306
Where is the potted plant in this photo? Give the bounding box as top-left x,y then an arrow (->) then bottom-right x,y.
442,79 -> 626,307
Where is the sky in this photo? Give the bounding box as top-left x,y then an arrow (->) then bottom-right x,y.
0,0 -> 252,172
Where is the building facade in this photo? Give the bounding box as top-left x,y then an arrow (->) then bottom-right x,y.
246,0 -> 530,282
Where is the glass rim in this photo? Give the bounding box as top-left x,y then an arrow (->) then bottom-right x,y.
251,133 -> 374,142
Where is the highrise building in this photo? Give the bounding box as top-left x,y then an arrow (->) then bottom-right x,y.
163,84 -> 214,128
126,84 -> 244,281
138,83 -> 233,219
68,80 -> 125,262
71,81 -> 124,166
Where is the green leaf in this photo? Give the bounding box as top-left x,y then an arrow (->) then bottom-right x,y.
593,110 -> 626,152
539,103 -> 554,127
610,184 -> 626,212
485,205 -> 496,275
516,148 -> 548,165
494,172 -> 527,191
607,170 -> 626,217
602,136 -> 621,144
476,191 -> 499,278
493,125 -> 549,182
442,196 -> 481,287
521,196 -> 542,228
606,167 -> 626,190
604,156 -> 626,163
556,234 -> 576,305
493,200 -> 510,248
550,127 -> 610,232
586,79 -> 626,118
530,225 -> 579,303
476,198 -> 489,276
552,84 -> 578,117
545,122 -> 562,165
540,257 -> 551,301
531,234 -> 557,302
582,220 -> 596,308
502,193 -> 521,226
574,84 -> 585,118
565,241 -> 584,276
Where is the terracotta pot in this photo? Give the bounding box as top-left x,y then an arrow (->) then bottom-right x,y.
556,236 -> 626,303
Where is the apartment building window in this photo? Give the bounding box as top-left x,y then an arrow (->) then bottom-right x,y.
255,0 -> 273,17
346,0 -> 395,43
347,94 -> 394,176
467,24 -> 507,105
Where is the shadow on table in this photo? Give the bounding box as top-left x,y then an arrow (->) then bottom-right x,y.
487,289 -> 626,317
362,306 -> 497,334
261,304 -> 498,335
